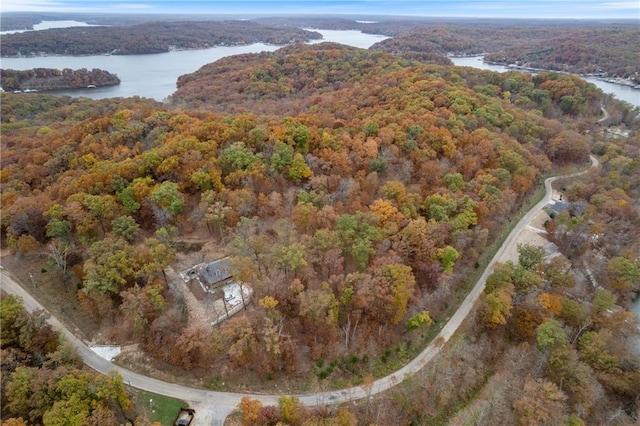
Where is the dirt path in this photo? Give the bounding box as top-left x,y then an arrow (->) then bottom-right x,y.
0,156 -> 599,426
598,105 -> 610,124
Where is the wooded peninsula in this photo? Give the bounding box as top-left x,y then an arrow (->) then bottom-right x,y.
0,20 -> 322,56
1,68 -> 120,92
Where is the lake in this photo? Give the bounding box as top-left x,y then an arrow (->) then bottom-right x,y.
450,56 -> 639,107
1,28 -> 387,101
2,23 -> 636,107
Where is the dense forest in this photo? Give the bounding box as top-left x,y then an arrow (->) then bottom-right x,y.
236,107 -> 640,424
0,295 -> 140,425
0,21 -> 321,56
1,39 -> 639,424
1,68 -> 120,92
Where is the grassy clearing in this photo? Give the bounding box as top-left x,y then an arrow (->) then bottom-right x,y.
130,388 -> 188,425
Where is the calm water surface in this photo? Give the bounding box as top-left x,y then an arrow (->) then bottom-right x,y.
1,44 -> 282,100
1,28 -> 387,101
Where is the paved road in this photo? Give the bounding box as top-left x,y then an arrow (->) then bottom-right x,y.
0,156 -> 598,425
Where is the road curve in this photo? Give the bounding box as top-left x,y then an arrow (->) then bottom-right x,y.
0,156 -> 599,425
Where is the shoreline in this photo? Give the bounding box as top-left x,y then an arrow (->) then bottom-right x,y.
450,53 -> 640,91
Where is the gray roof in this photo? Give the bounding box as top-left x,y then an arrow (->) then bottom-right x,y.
201,257 -> 233,285
548,200 -> 569,214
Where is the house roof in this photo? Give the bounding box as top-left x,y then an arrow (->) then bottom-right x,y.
201,257 -> 233,286
548,200 -> 569,214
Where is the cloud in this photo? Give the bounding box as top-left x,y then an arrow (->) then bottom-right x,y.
600,1 -> 640,8
2,0 -> 62,12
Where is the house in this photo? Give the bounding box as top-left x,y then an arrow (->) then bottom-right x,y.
181,257 -> 236,301
201,257 -> 233,289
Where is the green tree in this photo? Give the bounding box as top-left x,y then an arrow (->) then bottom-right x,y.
605,256 -> 640,292
43,374 -> 92,426
287,153 -> 312,184
578,329 -> 619,373
83,194 -> 118,234
44,204 -> 70,240
363,121 -> 379,137
274,243 -> 308,275
536,319 -> 568,350
221,141 -> 261,171
190,168 -> 214,191
83,237 -> 135,295
438,245 -> 460,273
406,311 -> 433,331
116,185 -> 140,214
592,288 -> 617,316
111,215 -> 139,241
443,172 -> 465,192
149,181 -> 184,225
284,120 -> 310,153
270,140 -> 294,172
335,212 -> 381,271
4,366 -> 36,417
1,294 -> 26,346
518,243 -> 546,270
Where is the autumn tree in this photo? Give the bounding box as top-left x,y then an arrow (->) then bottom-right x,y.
605,256 -> 640,294
513,378 -> 568,425
238,396 -> 263,426
482,263 -> 516,329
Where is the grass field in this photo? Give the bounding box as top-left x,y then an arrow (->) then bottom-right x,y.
131,388 -> 189,425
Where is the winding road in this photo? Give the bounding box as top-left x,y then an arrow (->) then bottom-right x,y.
0,156 -> 599,426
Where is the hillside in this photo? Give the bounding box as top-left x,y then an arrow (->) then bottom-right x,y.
1,42 -> 638,424
171,42 -> 603,119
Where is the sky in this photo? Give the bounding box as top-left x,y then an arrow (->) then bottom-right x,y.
1,0 -> 639,19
